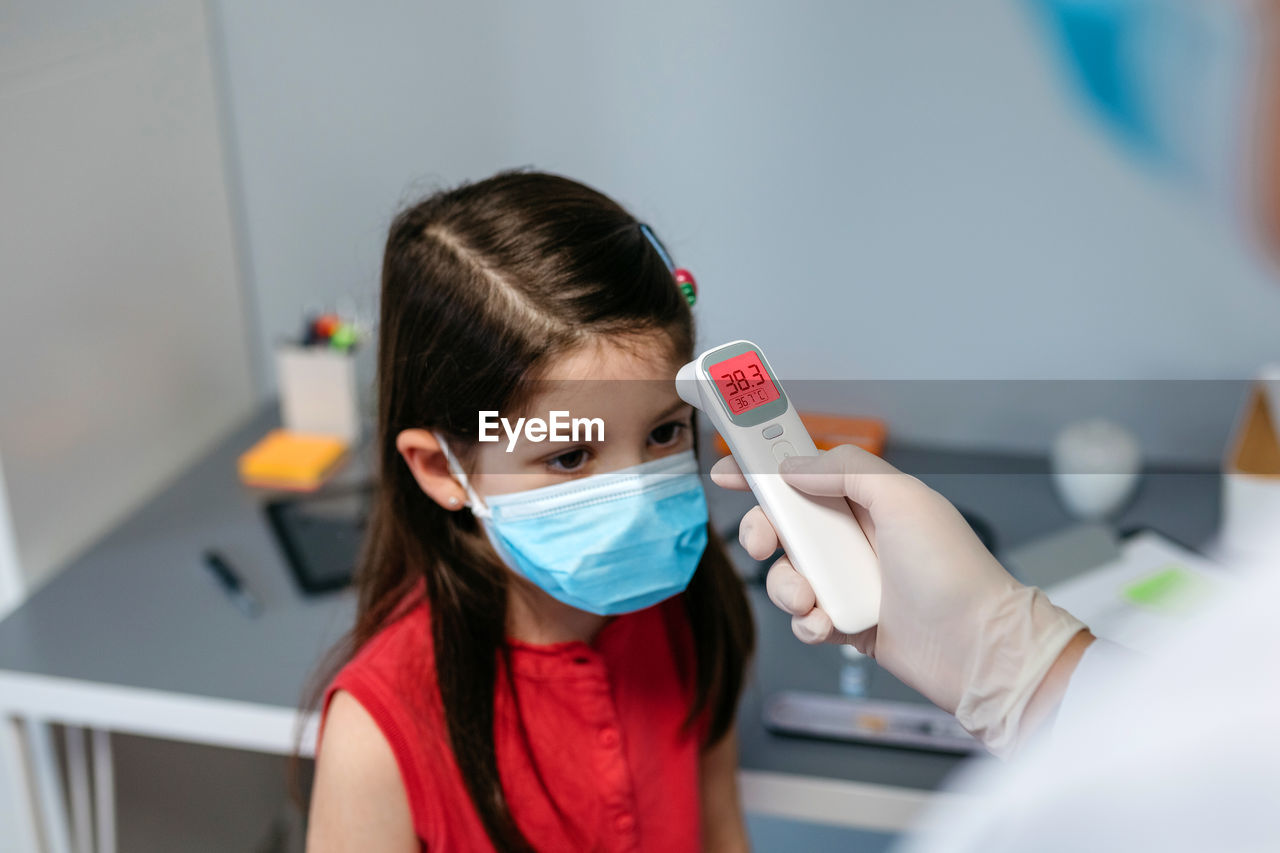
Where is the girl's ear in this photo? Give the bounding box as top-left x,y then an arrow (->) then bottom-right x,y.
395,429 -> 468,511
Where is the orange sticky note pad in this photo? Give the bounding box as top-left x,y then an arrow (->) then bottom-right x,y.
713,412 -> 887,458
238,429 -> 348,492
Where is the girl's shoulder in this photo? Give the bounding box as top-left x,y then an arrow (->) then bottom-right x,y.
329,589 -> 442,715
321,586 -> 446,759
320,590 -> 450,841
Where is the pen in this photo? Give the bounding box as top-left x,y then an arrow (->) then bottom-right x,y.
201,550 -> 262,618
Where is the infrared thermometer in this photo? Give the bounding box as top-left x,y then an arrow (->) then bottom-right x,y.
677,340 -> 881,634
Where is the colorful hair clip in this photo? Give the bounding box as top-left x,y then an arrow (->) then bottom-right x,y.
674,269 -> 697,306
640,223 -> 696,306
639,223 -> 676,273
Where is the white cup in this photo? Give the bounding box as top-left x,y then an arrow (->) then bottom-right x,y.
1051,419 -> 1143,521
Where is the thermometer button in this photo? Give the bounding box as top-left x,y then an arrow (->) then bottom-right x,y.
772,441 -> 797,463
762,424 -> 784,440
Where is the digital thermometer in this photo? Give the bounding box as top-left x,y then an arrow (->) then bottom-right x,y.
677,340 -> 882,634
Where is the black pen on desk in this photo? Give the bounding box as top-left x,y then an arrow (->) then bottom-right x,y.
202,550 -> 262,618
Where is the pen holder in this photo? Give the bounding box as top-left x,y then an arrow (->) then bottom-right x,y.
275,344 -> 370,443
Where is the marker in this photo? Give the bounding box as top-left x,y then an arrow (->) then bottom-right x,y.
201,550 -> 262,618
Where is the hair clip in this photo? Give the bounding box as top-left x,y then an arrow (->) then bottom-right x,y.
639,223 -> 676,273
639,223 -> 696,306
674,269 -> 697,306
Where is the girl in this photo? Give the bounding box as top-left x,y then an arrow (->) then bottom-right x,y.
307,171 -> 755,851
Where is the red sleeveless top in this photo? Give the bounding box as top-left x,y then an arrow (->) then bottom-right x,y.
320,594 -> 707,852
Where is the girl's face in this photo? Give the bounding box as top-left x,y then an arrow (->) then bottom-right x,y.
467,335 -> 694,500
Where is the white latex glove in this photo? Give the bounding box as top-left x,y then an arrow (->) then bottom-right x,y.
712,445 -> 1087,757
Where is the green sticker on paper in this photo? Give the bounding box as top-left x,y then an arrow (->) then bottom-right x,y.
1122,565 -> 1210,614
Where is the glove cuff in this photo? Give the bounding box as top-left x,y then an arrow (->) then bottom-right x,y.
954,585 -> 1086,758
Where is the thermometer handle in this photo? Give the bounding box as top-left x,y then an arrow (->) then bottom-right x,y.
678,340 -> 882,634
726,417 -> 881,635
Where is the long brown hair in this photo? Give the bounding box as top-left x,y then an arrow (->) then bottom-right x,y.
310,171 -> 754,851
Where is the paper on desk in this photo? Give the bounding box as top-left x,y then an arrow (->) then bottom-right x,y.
1044,531 -> 1231,655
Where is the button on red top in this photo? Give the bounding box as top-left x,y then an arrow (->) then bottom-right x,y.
321,594 -> 706,852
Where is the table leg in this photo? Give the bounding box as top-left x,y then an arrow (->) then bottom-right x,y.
1,716 -> 44,853
63,727 -> 92,853
90,730 -> 114,853
25,720 -> 72,853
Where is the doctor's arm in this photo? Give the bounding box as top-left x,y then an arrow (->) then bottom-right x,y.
1022,626 -> 1096,735
712,445 -> 1091,756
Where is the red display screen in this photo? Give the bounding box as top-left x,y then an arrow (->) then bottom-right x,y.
710,351 -> 779,414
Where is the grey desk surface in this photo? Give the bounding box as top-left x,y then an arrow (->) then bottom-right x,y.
0,407 -> 1221,793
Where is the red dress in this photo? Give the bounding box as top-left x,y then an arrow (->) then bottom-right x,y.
320,594 -> 706,852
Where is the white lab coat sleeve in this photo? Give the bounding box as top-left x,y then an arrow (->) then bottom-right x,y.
895,565 -> 1280,853
1047,638 -> 1135,741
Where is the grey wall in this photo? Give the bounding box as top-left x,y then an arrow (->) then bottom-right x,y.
1,2 -> 256,844
0,0 -> 255,589
212,0 -> 1280,462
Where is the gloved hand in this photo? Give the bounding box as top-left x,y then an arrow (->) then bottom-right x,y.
711,445 -> 1088,756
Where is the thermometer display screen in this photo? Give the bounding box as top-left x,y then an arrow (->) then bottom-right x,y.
710,350 -> 780,414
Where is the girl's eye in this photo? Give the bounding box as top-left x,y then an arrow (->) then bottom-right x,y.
546,448 -> 590,473
648,421 -> 687,448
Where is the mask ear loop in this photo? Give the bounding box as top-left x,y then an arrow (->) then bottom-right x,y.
433,432 -> 492,519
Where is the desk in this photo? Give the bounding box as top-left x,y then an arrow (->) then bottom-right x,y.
0,407 -> 1222,850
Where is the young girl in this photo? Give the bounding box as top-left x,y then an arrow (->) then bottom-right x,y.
307,172 -> 755,851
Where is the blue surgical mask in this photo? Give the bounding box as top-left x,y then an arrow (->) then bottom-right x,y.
435,437 -> 709,615
1027,0 -> 1263,222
